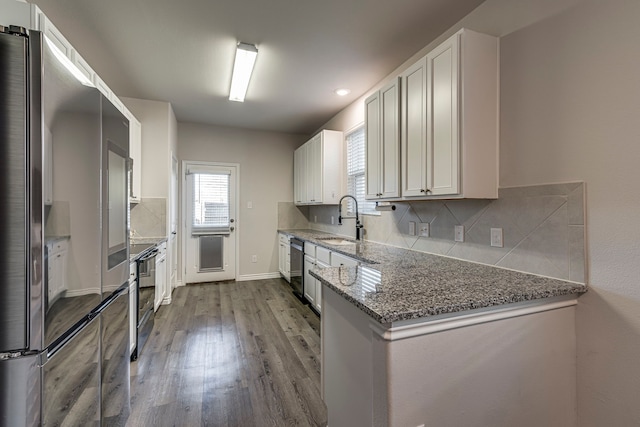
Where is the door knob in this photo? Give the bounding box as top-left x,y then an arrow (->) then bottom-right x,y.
230,226 -> 235,231
230,219 -> 235,223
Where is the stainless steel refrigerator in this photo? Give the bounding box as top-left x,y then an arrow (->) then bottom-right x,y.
0,25 -> 131,426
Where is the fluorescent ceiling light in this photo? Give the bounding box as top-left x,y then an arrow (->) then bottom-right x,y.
44,36 -> 94,87
229,42 -> 258,102
335,88 -> 351,96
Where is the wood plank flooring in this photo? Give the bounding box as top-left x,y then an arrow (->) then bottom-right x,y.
127,278 -> 327,427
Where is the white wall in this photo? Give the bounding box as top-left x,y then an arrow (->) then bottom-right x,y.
178,122 -> 306,278
498,0 -> 640,424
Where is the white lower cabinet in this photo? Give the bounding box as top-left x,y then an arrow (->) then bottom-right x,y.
47,238 -> 68,306
304,254 -> 316,306
278,233 -> 291,282
129,262 -> 137,356
155,242 -> 167,311
303,242 -> 359,315
330,252 -> 359,268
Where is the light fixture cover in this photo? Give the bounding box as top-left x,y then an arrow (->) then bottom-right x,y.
335,88 -> 351,96
229,42 -> 258,102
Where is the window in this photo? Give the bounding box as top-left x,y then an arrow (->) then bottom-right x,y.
346,126 -> 377,215
191,171 -> 230,233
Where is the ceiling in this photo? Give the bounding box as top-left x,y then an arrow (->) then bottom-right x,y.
32,0 -> 486,134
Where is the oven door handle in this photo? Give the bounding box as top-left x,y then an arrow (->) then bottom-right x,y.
137,249 -> 159,262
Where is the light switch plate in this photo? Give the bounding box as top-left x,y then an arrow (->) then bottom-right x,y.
491,228 -> 504,247
454,225 -> 465,242
419,223 -> 430,237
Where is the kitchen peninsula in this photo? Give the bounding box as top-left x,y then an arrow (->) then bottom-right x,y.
280,229 -> 587,427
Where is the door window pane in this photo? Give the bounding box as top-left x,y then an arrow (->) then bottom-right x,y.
192,173 -> 230,233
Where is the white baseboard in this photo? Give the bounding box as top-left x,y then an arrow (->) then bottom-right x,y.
236,272 -> 281,282
65,287 -> 101,297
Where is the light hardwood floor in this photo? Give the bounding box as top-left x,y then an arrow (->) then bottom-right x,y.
127,278 -> 327,427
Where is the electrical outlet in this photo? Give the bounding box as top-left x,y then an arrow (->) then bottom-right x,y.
491,228 -> 504,247
454,225 -> 465,242
331,216 -> 335,225
408,221 -> 416,236
314,215 -> 317,223
251,255 -> 257,263
247,201 -> 253,209
419,223 -> 430,237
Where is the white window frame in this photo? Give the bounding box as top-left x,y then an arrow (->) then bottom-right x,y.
345,125 -> 378,216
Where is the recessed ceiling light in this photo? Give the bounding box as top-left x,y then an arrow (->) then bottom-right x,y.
334,88 -> 351,97
229,42 -> 258,102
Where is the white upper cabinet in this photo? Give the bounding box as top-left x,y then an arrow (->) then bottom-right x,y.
294,146 -> 305,204
365,78 -> 400,200
129,115 -> 142,203
294,130 -> 344,205
401,57 -> 428,197
121,107 -> 142,203
399,28 -> 498,200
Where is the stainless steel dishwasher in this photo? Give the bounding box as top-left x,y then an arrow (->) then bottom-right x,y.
289,238 -> 304,300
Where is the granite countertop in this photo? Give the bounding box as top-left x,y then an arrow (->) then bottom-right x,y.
131,237 -> 168,245
279,229 -> 588,324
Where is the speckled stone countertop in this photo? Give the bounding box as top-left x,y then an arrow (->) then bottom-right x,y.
278,229 -> 587,324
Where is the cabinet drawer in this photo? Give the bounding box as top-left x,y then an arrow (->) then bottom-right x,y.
331,252 -> 358,268
316,247 -> 331,264
305,243 -> 316,257
279,233 -> 290,245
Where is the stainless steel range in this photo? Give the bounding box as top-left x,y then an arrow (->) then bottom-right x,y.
130,244 -> 158,360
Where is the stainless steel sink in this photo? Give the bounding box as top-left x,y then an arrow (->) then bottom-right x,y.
319,238 -> 356,246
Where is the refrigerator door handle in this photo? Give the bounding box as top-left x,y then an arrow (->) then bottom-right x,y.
91,283 -> 129,316
44,315 -> 96,364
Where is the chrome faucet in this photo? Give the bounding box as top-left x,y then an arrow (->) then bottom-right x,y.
338,195 -> 364,240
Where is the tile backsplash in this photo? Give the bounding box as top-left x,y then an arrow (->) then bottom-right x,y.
130,198 -> 166,238
299,182 -> 586,283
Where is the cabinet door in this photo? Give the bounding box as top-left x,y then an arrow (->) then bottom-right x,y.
308,136 -> 322,203
364,91 -> 381,200
380,79 -> 400,198
129,263 -> 136,355
315,278 -> 322,312
129,119 -> 142,202
427,34 -> 459,196
155,255 -> 166,311
278,242 -> 285,275
330,252 -> 358,268
401,58 -> 428,197
303,255 -> 315,305
294,147 -> 304,204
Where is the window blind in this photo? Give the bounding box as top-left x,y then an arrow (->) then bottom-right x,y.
346,127 -> 377,214
192,172 -> 230,234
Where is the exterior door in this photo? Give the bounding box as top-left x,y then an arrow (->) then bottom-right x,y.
184,162 -> 237,283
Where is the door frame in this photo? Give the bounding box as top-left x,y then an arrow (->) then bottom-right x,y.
181,160 -> 240,283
